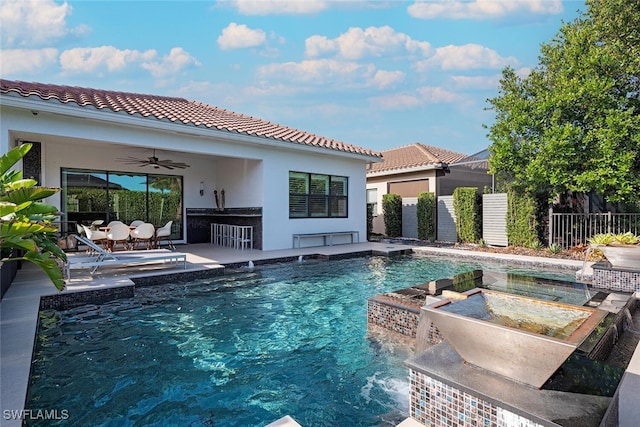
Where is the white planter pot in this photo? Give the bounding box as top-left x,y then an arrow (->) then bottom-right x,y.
593,244 -> 640,270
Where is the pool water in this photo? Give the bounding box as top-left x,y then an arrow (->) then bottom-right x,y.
26,255 -> 574,426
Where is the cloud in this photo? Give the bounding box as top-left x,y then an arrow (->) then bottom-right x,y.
59,46 -> 157,74
416,86 -> 460,103
371,70 -> 405,89
0,48 -> 58,75
0,0 -> 90,48
414,44 -> 516,71
370,93 -> 423,110
217,23 -> 267,50
257,59 -> 373,84
408,0 -> 563,20
305,26 -> 431,60
257,58 -> 403,91
225,0 -> 329,15
450,74 -> 500,90
370,85 -> 460,110
141,47 -> 201,78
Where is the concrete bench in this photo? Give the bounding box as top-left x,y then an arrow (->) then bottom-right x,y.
292,231 -> 359,248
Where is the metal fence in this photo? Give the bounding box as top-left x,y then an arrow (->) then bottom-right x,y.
549,212 -> 640,249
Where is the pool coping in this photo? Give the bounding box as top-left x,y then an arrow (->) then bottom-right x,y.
1,242 -> 632,427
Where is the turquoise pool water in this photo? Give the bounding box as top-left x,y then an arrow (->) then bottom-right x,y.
27,255 -> 575,426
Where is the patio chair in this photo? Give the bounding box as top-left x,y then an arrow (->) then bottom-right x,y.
155,221 -> 174,250
106,222 -> 131,251
81,224 -> 107,250
66,235 -> 187,277
130,223 -> 155,250
90,219 -> 104,230
130,220 -> 145,227
107,220 -> 125,228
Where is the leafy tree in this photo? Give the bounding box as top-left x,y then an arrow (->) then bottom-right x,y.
486,0 -> 640,205
1,144 -> 66,290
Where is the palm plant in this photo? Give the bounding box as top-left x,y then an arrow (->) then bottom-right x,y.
1,143 -> 66,290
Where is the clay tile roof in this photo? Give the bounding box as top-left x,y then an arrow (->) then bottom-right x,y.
0,79 -> 381,159
368,143 -> 468,173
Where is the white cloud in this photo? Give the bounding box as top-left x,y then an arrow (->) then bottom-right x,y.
305,26 -> 431,59
408,0 -> 563,20
0,0 -> 89,48
59,46 -> 156,74
257,59 -> 374,84
256,57 -> 405,91
414,44 -> 516,71
370,84 -> 460,110
141,47 -> 201,78
217,23 -> 267,50
450,74 -> 500,90
370,93 -> 422,110
226,0 -> 329,15
416,86 -> 460,103
371,70 -> 405,89
0,48 -> 58,75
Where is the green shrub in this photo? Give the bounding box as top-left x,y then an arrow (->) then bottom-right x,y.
382,193 -> 402,237
548,243 -> 563,254
530,240 -> 544,251
366,203 -> 374,240
507,187 -> 539,247
453,187 -> 481,243
417,192 -> 436,241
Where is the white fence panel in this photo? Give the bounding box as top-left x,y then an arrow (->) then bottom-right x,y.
437,196 -> 457,243
483,193 -> 508,246
549,212 -> 640,249
402,197 -> 418,239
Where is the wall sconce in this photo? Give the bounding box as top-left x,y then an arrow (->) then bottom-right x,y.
199,181 -> 204,196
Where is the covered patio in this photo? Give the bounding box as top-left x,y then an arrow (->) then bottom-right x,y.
1,79 -> 381,252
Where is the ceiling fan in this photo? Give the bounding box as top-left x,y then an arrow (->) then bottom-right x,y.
117,149 -> 190,170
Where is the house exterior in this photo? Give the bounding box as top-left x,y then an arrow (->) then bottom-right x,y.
366,143 -> 491,236
0,80 -> 382,250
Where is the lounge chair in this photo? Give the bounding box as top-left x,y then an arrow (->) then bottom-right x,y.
67,235 -> 187,277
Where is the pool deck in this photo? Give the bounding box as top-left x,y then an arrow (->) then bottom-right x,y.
1,242 -> 638,426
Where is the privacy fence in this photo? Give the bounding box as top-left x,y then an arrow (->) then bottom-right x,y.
386,193 -> 638,249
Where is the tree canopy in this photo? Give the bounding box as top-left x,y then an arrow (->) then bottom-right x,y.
486,0 -> 640,205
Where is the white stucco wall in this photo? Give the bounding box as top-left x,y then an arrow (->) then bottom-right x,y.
261,151 -> 367,250
1,103 -> 373,251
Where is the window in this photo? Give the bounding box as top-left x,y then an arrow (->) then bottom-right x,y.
61,169 -> 184,239
289,171 -> 348,218
366,188 -> 378,215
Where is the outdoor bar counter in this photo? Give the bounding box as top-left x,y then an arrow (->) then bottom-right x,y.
186,207 -> 262,249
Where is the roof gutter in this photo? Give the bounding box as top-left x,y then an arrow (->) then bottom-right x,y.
366,162 -> 448,178
1,93 -> 382,163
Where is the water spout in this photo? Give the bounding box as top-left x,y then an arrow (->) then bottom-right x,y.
248,261 -> 254,269
415,312 -> 433,354
578,246 -> 593,281
298,255 -> 304,263
622,308 -> 638,333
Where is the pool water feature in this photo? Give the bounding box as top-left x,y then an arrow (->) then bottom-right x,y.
26,256 -> 575,426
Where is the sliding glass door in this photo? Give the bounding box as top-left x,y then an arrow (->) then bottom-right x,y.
61,169 -> 183,240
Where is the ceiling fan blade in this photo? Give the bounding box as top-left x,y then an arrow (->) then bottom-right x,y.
117,152 -> 190,169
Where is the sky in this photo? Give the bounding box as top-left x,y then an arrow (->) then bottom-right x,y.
0,0 -> 587,156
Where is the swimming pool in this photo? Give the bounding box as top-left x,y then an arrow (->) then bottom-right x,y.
26,255 -> 575,426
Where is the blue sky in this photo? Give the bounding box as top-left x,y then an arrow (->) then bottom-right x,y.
0,0 -> 586,155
